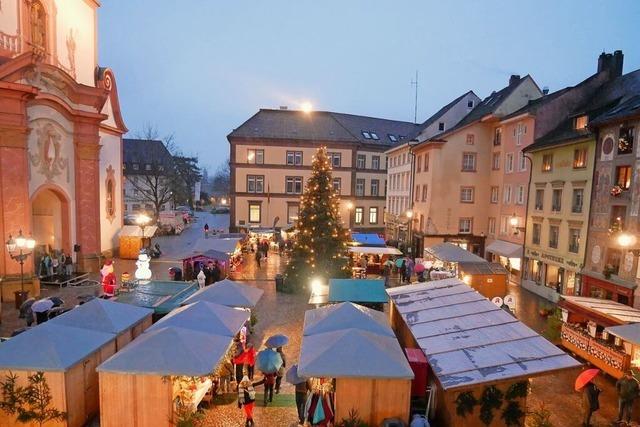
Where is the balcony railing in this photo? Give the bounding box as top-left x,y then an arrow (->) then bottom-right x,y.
0,32 -> 20,54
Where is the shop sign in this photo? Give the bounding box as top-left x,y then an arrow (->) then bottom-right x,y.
525,248 -> 583,271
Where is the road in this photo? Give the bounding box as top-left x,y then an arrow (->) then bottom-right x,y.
153,212 -> 230,261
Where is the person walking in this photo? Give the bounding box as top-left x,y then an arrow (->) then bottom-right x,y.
204,223 -> 210,237
237,376 -> 256,427
382,263 -> 391,287
275,346 -> 286,394
211,260 -> 221,283
64,251 -> 73,276
196,269 -> 206,289
406,258 -> 415,283
218,358 -> 234,394
399,259 -> 407,284
582,380 -> 600,427
295,379 -> 311,425
254,372 -> 276,406
616,370 -> 639,424
233,340 -> 246,384
244,343 -> 256,380
256,250 -> 262,268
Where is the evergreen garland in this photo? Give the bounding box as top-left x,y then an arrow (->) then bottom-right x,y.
501,401 -> 525,426
479,385 -> 504,425
455,391 -> 478,417
284,146 -> 350,292
505,381 -> 529,400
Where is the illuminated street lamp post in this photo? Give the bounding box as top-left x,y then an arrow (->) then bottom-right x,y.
5,230 -> 36,308
617,231 -> 640,255
406,210 -> 414,256
136,213 -> 152,249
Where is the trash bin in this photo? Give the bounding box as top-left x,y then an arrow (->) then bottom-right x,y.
275,274 -> 284,291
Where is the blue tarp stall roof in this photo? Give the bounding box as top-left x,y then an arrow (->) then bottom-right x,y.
97,327 -> 232,376
605,323 -> 640,345
425,242 -> 487,263
387,279 -> 581,391
303,302 -> 395,337
147,301 -> 249,337
328,279 -> 388,303
298,328 -> 414,379
49,298 -> 153,335
0,323 -> 114,372
351,233 -> 385,246
182,279 -> 264,308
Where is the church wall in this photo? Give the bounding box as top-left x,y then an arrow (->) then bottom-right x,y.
99,130 -> 122,254
54,0 -> 97,86
26,105 -> 77,250
0,1 -> 19,35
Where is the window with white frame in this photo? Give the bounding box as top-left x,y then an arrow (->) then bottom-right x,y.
285,177 -> 303,194
535,189 -> 544,210
492,152 -> 500,170
549,225 -> 559,249
333,178 -> 341,194
422,185 -> 428,202
466,134 -> 475,145
371,179 -> 379,196
488,217 -> 496,235
516,185 -> 525,205
372,156 -> 380,170
249,203 -> 261,223
369,207 -> 378,224
490,186 -> 499,204
572,188 -> 584,213
518,151 -> 527,171
286,151 -> 303,166
462,153 -> 476,171
357,154 -> 366,169
459,218 -> 472,234
503,185 -> 512,204
247,175 -> 264,193
328,152 -> 341,168
501,216 -> 509,235
287,204 -> 299,224
460,187 -> 474,203
505,153 -> 514,173
532,223 -> 541,245
515,122 -> 526,145
248,149 -> 264,164
552,189 -> 562,212
355,207 -> 364,225
355,179 -> 365,196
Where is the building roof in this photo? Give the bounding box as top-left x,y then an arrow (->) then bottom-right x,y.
526,69 -> 640,152
327,279 -> 388,304
303,302 -> 395,337
182,278 -> 264,308
147,301 -> 250,337
298,328 -> 414,379
123,138 -> 174,168
407,90 -> 476,141
458,262 -> 508,275
0,323 -> 114,372
387,280 -> 580,391
485,239 -> 523,259
605,323 -> 640,346
560,295 -> 640,325
425,242 -> 487,263
49,298 -> 153,335
97,326 -> 232,376
228,109 -> 419,146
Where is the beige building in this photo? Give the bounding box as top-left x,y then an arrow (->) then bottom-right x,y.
412,75 -> 542,257
227,109 -> 418,233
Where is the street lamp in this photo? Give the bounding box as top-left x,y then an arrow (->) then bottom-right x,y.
346,201 -> 354,229
136,213 -> 152,250
617,231 -> 640,255
5,230 -> 36,308
510,213 -> 525,235
405,210 -> 414,256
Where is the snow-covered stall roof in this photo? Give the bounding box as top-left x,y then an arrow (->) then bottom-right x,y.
560,295 -> 640,325
605,323 -> 640,346
119,225 -> 158,238
97,327 -> 232,376
387,279 -> 581,391
49,298 -> 153,335
425,242 -> 486,263
147,301 -> 249,337
303,302 -> 395,337
298,328 -> 414,379
182,279 -> 264,308
0,323 -> 114,372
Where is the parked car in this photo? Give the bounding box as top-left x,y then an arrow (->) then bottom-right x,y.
211,206 -> 230,214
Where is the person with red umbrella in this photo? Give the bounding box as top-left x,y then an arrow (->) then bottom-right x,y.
576,369 -> 601,426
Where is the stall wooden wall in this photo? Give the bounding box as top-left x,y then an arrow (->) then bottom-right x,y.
335,378 -> 411,426
115,315 -> 153,350
435,381 -> 527,427
99,372 -> 173,427
464,273 -> 507,300
389,302 -> 419,350
0,341 -> 115,427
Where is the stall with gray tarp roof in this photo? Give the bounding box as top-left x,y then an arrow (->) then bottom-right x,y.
147,300 -> 249,337
182,278 -> 264,308
387,279 -> 581,426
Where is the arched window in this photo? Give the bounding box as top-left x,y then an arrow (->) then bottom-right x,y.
30,1 -> 47,51
106,179 -> 115,218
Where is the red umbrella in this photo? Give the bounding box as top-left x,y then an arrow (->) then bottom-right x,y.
575,368 -> 600,391
414,263 -> 426,273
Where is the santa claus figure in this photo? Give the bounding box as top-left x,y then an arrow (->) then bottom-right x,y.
101,259 -> 116,297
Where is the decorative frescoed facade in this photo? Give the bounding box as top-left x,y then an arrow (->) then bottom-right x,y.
0,0 -> 127,293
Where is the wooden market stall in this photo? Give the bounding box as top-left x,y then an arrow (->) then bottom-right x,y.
182,278 -> 264,309
298,302 -> 413,426
424,242 -> 487,278
387,279 -> 581,427
181,237 -> 244,279
115,280 -> 199,319
0,323 -> 115,427
558,295 -> 640,378
118,225 -> 158,260
348,245 -> 402,276
458,262 -> 508,299
49,298 -> 153,350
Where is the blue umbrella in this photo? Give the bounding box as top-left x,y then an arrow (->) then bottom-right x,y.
285,364 -> 306,385
256,349 -> 283,374
264,334 -> 289,348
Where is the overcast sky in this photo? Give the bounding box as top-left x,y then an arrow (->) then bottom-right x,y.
98,1 -> 640,174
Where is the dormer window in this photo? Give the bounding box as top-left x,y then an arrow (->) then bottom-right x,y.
362,131 -> 371,139
370,132 -> 379,140
388,134 -> 398,142
574,115 -> 588,130
467,100 -> 474,108
619,126 -> 635,155
438,122 -> 445,132
132,163 -> 140,171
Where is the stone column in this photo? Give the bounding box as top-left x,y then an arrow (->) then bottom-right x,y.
73,116 -> 103,272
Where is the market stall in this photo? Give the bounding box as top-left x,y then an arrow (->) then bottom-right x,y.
458,262 -> 508,299
298,302 -> 413,426
182,278 -> 264,309
308,279 -> 388,311
98,326 -> 233,427
119,225 -> 158,260
348,246 -> 402,276
387,279 -> 581,427
0,323 -> 115,427
181,237 -> 243,279
558,296 -> 640,378
115,280 -> 199,319
424,242 -> 486,276
147,300 -> 249,337
49,298 -> 153,350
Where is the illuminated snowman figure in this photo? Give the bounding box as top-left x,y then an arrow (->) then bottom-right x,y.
135,252 -> 152,280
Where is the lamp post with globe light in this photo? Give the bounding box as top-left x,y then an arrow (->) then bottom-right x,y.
406,210 -> 414,256
136,213 -> 152,250
5,230 -> 36,308
617,232 -> 640,256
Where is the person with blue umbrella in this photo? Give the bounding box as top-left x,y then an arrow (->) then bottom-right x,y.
255,348 -> 283,406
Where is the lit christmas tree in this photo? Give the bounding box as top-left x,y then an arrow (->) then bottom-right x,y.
284,146 -> 350,292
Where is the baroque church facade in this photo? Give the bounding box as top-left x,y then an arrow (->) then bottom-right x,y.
0,0 -> 126,289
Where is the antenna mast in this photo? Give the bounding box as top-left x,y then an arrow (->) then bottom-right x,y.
411,70 -> 419,124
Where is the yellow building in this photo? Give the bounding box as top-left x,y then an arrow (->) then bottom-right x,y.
228,108 -> 418,233
522,132 -> 595,302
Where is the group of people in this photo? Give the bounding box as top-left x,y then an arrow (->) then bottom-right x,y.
582,370 -> 640,426
254,239 -> 270,268
38,250 -> 73,277
195,260 -> 222,289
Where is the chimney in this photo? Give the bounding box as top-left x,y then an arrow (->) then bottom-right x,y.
597,52 -> 612,73
509,74 -> 521,86
542,86 -> 549,95
612,50 -> 624,78
279,106 -> 288,110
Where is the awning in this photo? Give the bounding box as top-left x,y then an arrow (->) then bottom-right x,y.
560,295 -> 640,325
348,246 -> 402,255
119,225 -> 158,238
351,233 -> 385,246
328,279 -> 388,303
425,242 -> 486,263
486,240 -> 523,258
605,323 -> 640,346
